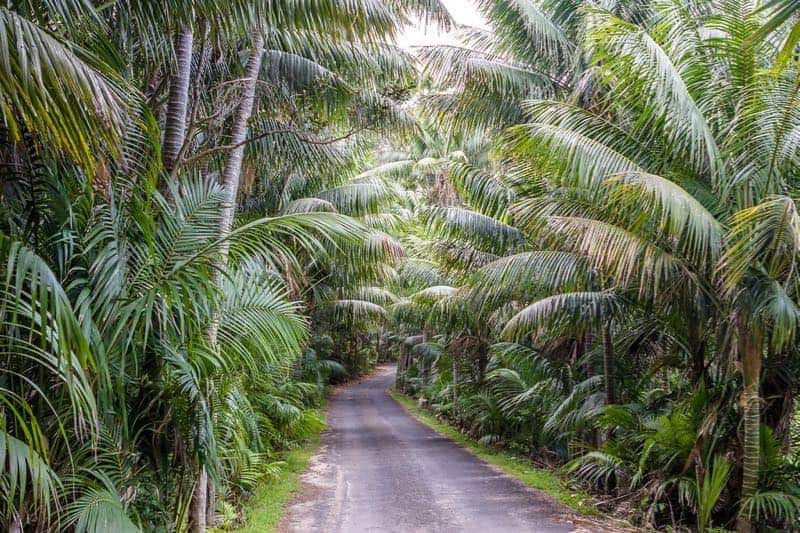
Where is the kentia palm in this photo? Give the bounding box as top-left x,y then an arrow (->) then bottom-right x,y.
399,1 -> 800,530
499,6 -> 800,529
0,0 -> 453,531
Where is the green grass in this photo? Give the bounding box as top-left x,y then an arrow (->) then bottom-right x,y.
221,411 -> 325,533
390,390 -> 601,517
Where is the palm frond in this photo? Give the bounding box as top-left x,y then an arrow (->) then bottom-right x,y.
471,251 -> 593,308
720,196 -> 800,291
503,123 -> 643,189
447,160 -> 516,219
0,8 -> 131,169
315,180 -> 398,216
425,206 -> 525,255
543,216 -> 693,299
501,290 -> 622,341
584,8 -> 720,179
605,171 -> 723,267
333,299 -> 388,322
64,487 -> 139,533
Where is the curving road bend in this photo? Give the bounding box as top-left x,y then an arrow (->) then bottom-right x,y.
281,365 -> 611,532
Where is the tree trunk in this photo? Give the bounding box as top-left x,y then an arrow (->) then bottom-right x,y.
430,171 -> 459,207
197,31 -> 264,532
603,319 -> 616,405
775,390 -> 793,452
190,466 -> 208,533
476,350 -> 487,388
452,357 -> 458,404
208,30 -> 264,345
9,511 -> 23,533
736,325 -> 762,533
163,27 -> 194,174
217,29 -> 263,260
688,319 -> 707,384
206,478 -> 216,526
691,340 -> 707,385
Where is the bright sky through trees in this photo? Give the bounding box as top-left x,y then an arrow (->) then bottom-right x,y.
397,0 -> 487,49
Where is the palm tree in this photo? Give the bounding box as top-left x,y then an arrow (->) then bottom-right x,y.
0,0 -> 453,530
498,6 -> 800,527
396,1 -> 800,529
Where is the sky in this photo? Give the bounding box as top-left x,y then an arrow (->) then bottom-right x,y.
396,0 -> 488,50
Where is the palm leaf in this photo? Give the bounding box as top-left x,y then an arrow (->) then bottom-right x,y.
501,290 -> 622,341
0,8 -> 131,169
584,8 -> 720,179
605,171 -> 723,267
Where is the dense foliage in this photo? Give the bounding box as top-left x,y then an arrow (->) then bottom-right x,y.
0,1 -> 448,531
3,0 -> 800,532
392,1 -> 800,531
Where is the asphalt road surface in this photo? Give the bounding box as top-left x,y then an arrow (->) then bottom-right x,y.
281,365 -> 610,533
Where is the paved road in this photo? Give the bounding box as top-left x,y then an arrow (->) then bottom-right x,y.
281,365 -> 605,533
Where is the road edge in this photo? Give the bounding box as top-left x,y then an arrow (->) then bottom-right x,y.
389,389 -> 634,532
219,406 -> 326,533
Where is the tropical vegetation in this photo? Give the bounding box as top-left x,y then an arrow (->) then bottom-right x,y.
391,0 -> 800,531
1,0 -> 799,532
0,0 -> 446,530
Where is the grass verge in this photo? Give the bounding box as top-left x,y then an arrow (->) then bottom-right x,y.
221,409 -> 325,533
390,390 -> 601,517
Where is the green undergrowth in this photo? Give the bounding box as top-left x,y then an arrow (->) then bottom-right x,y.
390,390 -> 606,519
219,407 -> 326,533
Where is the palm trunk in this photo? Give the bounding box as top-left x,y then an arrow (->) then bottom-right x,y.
217,30 -> 264,264
452,357 -> 458,404
163,27 -> 194,174
208,30 -> 264,345
691,341 -> 707,384
476,350 -> 487,388
191,467 -> 208,533
195,31 -> 264,533
9,511 -> 23,533
775,391 -> 793,452
688,320 -> 707,384
736,326 -> 762,533
603,319 -> 616,405
206,480 -> 216,526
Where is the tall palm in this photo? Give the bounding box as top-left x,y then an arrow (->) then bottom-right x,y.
0,0 -> 454,530
495,3 -> 800,529
396,1 -> 800,529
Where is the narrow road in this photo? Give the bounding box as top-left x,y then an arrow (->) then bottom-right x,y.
281,365 -> 605,532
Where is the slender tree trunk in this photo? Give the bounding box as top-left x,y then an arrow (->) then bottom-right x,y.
206,480 -> 216,526
691,341 -> 707,385
216,30 -> 264,269
430,171 -> 459,206
208,30 -> 264,345
191,467 -> 208,533
452,357 -> 458,404
688,320 -> 707,384
194,31 -> 264,533
163,27 -> 194,174
476,350 -> 487,388
9,511 -> 22,533
775,391 -> 793,452
736,326 -> 762,533
603,319 -> 616,405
